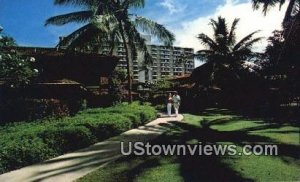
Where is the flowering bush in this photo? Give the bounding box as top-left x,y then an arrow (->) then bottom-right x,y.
0,53 -> 38,87
0,35 -> 38,87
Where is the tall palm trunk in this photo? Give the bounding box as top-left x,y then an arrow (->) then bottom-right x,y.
283,0 -> 296,24
118,21 -> 133,103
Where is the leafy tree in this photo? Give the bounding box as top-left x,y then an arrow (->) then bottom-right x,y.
46,0 -> 175,103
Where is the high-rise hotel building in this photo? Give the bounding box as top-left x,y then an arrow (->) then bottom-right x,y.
115,44 -> 195,82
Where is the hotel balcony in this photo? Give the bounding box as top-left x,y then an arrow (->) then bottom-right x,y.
174,69 -> 183,72
161,52 -> 171,55
161,69 -> 171,72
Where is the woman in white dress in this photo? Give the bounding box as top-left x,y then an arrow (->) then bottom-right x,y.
167,93 -> 173,116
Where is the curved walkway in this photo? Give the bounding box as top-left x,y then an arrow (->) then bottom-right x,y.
0,114 -> 183,182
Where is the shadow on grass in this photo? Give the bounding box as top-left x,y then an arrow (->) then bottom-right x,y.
3,109 -> 298,182
167,119 -> 298,181
85,110 -> 299,182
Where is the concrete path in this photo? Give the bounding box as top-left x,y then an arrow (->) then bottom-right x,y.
0,114 -> 183,182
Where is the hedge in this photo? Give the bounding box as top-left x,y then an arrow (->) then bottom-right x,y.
0,102 -> 157,174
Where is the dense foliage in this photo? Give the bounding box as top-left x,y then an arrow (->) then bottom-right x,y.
46,0 -> 175,102
151,78 -> 173,92
108,68 -> 127,104
0,102 -> 157,174
0,35 -> 38,87
0,53 -> 38,87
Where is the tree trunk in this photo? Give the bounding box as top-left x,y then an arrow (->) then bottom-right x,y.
118,22 -> 133,103
283,0 -> 296,25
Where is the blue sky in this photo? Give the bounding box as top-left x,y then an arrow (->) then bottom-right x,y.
0,0 -> 284,51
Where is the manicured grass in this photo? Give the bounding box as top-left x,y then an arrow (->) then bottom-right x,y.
0,102 -> 157,174
78,108 -> 300,182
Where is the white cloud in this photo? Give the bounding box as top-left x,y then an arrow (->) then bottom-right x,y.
159,0 -> 186,14
172,0 -> 286,52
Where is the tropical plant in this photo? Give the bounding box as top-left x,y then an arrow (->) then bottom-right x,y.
252,0 -> 300,62
151,78 -> 173,92
45,0 -> 175,103
108,68 -> 127,104
0,35 -> 38,87
252,0 -> 300,23
193,16 -> 262,88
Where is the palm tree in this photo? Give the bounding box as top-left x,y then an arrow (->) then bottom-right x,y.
252,0 -> 300,64
193,16 -> 262,88
252,0 -> 300,24
45,0 -> 175,103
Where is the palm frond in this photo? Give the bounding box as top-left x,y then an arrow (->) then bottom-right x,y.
279,0 -> 287,9
133,16 -> 175,46
93,14 -> 119,33
209,18 -> 218,33
123,18 -> 153,65
123,0 -> 145,8
60,22 -> 119,54
196,50 -> 214,61
233,47 -> 256,61
232,37 -> 262,62
252,0 -> 283,15
233,30 -> 261,51
69,31 -> 108,51
57,24 -> 93,47
211,17 -> 228,38
45,11 -> 93,26
228,18 -> 240,46
238,37 -> 263,50
53,0 -> 97,7
197,33 -> 219,51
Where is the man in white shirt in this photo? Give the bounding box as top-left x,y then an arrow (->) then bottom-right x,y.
172,91 -> 181,117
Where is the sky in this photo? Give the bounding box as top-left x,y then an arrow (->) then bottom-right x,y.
0,0 -> 286,61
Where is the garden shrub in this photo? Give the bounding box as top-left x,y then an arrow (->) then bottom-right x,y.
0,138 -> 55,174
0,102 -> 157,174
0,97 -> 85,124
39,125 -> 97,154
76,115 -> 133,139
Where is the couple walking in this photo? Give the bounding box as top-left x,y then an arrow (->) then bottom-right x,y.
167,91 -> 181,117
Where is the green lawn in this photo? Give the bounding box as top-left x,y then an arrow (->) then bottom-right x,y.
78,108 -> 300,182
